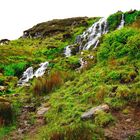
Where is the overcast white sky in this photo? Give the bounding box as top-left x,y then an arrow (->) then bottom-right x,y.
0,0 -> 140,40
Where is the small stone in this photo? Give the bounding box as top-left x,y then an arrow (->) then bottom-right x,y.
81,104 -> 109,120
0,86 -> 7,92
37,107 -> 50,116
126,118 -> 131,122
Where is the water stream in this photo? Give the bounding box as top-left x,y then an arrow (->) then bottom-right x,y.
18,61 -> 49,86
117,14 -> 125,29
64,14 -> 125,57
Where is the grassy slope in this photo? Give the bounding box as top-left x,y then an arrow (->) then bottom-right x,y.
0,17 -> 98,139
0,10 -> 140,140
28,27 -> 140,140
0,17 -> 98,94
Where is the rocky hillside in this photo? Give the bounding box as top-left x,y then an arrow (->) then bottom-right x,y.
22,17 -> 94,38
0,10 -> 140,140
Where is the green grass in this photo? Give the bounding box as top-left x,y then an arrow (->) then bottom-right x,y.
125,10 -> 140,25
1,12 -> 140,139
107,11 -> 122,31
0,125 -> 16,139
28,26 -> 140,139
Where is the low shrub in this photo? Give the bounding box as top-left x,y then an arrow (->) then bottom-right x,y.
4,62 -> 27,76
94,111 -> 115,127
97,28 -> 139,62
49,123 -> 103,140
107,11 -> 122,31
66,56 -> 80,70
120,70 -> 137,84
116,85 -> 131,99
124,10 -> 140,25
107,71 -> 120,81
95,85 -> 108,103
33,71 -> 63,96
131,19 -> 140,28
105,97 -> 126,110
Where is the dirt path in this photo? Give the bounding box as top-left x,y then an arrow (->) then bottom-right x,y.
3,97 -> 47,140
105,106 -> 140,140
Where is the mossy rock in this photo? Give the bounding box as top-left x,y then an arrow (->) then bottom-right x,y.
0,97 -> 13,125
70,44 -> 80,55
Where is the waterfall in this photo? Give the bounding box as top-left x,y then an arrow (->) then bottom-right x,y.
64,17 -> 108,56
18,67 -> 34,86
34,62 -> 49,77
18,61 -> 49,86
64,14 -> 125,56
64,45 -> 71,57
79,17 -> 108,50
118,14 -> 125,29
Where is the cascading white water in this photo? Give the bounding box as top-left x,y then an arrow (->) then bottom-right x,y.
64,18 -> 108,57
64,45 -> 71,57
118,14 -> 125,29
64,14 -> 125,56
79,17 -> 108,50
18,14 -> 126,86
18,61 -> 49,86
34,61 -> 49,77
18,67 -> 34,86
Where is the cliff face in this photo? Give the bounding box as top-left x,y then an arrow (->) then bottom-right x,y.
0,10 -> 140,140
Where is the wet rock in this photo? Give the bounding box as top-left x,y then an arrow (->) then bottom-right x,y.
71,44 -> 80,55
81,104 -> 109,120
75,35 -> 82,43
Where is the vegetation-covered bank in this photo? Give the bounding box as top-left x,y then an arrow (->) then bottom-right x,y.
0,10 -> 140,140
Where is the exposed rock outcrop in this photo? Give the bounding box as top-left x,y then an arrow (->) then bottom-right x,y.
81,104 -> 109,120
0,39 -> 10,45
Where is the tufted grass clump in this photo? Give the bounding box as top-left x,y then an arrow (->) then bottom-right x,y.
0,97 -> 13,126
33,71 -> 63,96
94,111 -> 115,127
